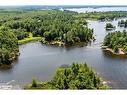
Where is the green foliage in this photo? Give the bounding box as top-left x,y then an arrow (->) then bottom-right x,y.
12,29 -> 29,40
118,20 -> 127,28
79,11 -> 127,21
27,63 -> 107,89
103,31 -> 127,53
0,30 -> 19,65
32,78 -> 37,87
0,10 -> 94,64
105,23 -> 115,30
0,10 -> 93,46
18,32 -> 41,45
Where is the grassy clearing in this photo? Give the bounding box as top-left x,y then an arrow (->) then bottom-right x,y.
18,32 -> 42,45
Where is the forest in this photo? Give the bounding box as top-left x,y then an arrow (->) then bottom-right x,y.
1,7 -> 127,89
0,10 -> 94,65
105,23 -> 115,30
103,31 -> 127,53
1,10 -> 127,65
0,30 -> 19,66
0,10 -> 94,46
25,63 -> 108,89
77,11 -> 127,21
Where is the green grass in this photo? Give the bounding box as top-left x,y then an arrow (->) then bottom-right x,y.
18,32 -> 42,45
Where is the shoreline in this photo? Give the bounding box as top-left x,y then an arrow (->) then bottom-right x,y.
102,46 -> 126,55
18,32 -> 42,45
18,37 -> 42,45
41,40 -> 92,47
41,37 -> 95,47
0,52 -> 19,69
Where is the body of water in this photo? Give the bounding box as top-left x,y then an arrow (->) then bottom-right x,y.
66,7 -> 127,13
1,15 -> 127,89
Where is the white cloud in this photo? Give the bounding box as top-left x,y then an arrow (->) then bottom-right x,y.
0,0 -> 126,6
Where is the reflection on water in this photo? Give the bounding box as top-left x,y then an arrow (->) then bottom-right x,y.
102,50 -> 127,59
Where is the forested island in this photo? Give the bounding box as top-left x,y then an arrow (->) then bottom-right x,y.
105,23 -> 115,30
25,63 -> 108,89
103,31 -> 127,55
118,20 -> 127,27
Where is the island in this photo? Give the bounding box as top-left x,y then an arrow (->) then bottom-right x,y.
25,63 -> 108,89
105,23 -> 116,31
102,31 -> 127,55
1,6 -> 127,90
118,20 -> 127,28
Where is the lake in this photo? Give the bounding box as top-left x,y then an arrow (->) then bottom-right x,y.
1,17 -> 127,89
66,6 -> 127,13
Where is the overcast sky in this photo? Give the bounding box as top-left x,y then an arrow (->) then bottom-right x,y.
0,0 -> 126,6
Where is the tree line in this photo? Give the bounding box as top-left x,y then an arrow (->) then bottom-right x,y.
79,11 -> 127,21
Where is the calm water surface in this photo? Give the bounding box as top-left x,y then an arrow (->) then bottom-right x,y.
66,7 -> 127,13
1,18 -> 127,89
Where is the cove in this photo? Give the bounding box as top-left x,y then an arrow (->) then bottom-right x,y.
1,18 -> 127,89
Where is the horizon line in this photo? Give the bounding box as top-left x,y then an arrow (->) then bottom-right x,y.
0,5 -> 127,6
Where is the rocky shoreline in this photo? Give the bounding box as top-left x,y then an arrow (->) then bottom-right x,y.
102,46 -> 126,55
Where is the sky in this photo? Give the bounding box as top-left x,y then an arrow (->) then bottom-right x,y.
0,0 -> 126,6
